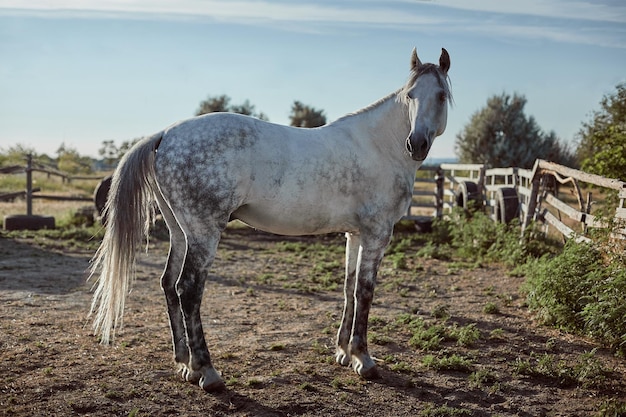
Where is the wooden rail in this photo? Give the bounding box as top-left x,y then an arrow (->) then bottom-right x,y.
405,159 -> 626,242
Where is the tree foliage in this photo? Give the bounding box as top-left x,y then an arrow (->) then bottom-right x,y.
195,94 -> 268,120
98,138 -> 141,168
455,93 -> 576,168
576,83 -> 626,180
289,101 -> 327,128
56,143 -> 93,174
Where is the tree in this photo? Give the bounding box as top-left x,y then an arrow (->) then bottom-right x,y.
576,83 -> 626,180
289,101 -> 326,128
98,138 -> 142,168
56,143 -> 93,174
98,140 -> 119,168
195,94 -> 268,120
455,93 -> 576,168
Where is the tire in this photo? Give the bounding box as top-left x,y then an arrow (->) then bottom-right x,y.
93,175 -> 112,224
3,215 -> 55,231
455,181 -> 481,211
494,187 -> 519,223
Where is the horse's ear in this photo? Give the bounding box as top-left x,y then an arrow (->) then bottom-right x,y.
439,48 -> 450,74
411,47 -> 422,71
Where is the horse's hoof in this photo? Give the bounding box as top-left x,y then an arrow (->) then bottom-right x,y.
335,349 -> 351,367
358,364 -> 380,380
352,356 -> 380,380
199,367 -> 225,392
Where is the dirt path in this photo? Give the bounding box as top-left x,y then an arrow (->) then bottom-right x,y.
0,229 -> 624,416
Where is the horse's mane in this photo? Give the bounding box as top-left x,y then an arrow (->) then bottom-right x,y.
332,63 -> 453,125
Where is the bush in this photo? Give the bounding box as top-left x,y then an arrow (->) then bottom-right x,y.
523,241 -> 626,356
429,210 -> 557,267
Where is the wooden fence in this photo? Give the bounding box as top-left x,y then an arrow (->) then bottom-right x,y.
0,155 -> 104,214
405,159 -> 626,242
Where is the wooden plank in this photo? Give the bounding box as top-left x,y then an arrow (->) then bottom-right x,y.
32,194 -> 93,202
537,159 -> 625,191
544,193 -> 584,222
517,187 -> 531,198
409,202 -> 436,209
0,165 -> 24,174
440,163 -> 484,171
485,167 -> 516,176
615,207 -> 626,219
542,210 -> 591,243
412,190 -> 436,197
414,178 -> 437,184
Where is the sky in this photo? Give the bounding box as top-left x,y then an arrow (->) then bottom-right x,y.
1,0 -> 625,161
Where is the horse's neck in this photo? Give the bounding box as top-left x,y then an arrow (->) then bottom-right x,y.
331,91 -> 411,160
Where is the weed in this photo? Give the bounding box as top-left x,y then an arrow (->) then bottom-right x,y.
483,302 -> 500,315
299,382 -> 316,392
468,368 -> 497,389
419,403 -> 472,416
489,328 -> 505,340
369,332 -> 393,346
431,304 -> 450,320
512,350 -> 609,388
389,361 -> 413,374
451,323 -> 481,347
595,398 -> 626,417
246,378 -> 263,387
422,354 -> 474,372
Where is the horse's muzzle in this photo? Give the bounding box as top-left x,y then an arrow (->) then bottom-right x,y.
406,133 -> 430,161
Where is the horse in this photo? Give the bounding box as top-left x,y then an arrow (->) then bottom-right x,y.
90,47 -> 452,392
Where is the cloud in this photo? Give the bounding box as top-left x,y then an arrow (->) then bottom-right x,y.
0,0 -> 624,48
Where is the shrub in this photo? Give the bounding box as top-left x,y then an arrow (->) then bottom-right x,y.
523,240 -> 626,356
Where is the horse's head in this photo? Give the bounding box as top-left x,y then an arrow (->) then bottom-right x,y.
401,48 -> 452,161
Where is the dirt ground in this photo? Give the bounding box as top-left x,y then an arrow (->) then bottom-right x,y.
0,226 -> 624,417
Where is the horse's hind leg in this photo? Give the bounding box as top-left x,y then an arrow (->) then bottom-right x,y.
176,227 -> 225,392
336,232 -> 360,367
155,192 -> 190,372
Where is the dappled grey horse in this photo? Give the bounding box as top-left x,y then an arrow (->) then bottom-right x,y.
90,48 -> 452,392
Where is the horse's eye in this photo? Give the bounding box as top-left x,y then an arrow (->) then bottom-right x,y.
439,92 -> 447,103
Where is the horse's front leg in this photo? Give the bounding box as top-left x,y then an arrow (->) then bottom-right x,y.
349,231 -> 391,379
336,232 -> 360,367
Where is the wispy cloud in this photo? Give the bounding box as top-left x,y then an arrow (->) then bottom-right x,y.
431,0 -> 626,24
0,0 -> 624,48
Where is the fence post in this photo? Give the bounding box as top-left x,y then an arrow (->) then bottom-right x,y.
435,167 -> 444,219
522,161 -> 541,234
25,154 -> 33,216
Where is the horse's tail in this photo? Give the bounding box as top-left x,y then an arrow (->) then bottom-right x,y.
89,132 -> 163,344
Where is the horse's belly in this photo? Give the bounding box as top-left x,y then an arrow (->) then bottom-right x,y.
231,203 -> 358,236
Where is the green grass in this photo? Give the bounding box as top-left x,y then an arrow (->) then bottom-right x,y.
422,354 -> 474,372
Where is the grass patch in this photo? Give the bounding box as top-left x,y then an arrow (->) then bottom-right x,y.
422,353 -> 474,373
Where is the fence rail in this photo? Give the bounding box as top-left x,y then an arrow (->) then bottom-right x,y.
405,159 -> 625,242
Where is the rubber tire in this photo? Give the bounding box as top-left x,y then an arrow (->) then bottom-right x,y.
93,175 -> 112,223
494,187 -> 519,224
4,215 -> 55,231
455,181 -> 481,211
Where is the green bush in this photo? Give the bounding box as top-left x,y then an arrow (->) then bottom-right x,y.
523,241 -> 626,356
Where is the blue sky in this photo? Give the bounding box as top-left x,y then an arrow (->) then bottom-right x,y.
1,0 -> 625,160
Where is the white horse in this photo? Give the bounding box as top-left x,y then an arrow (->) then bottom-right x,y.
90,48 -> 452,392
